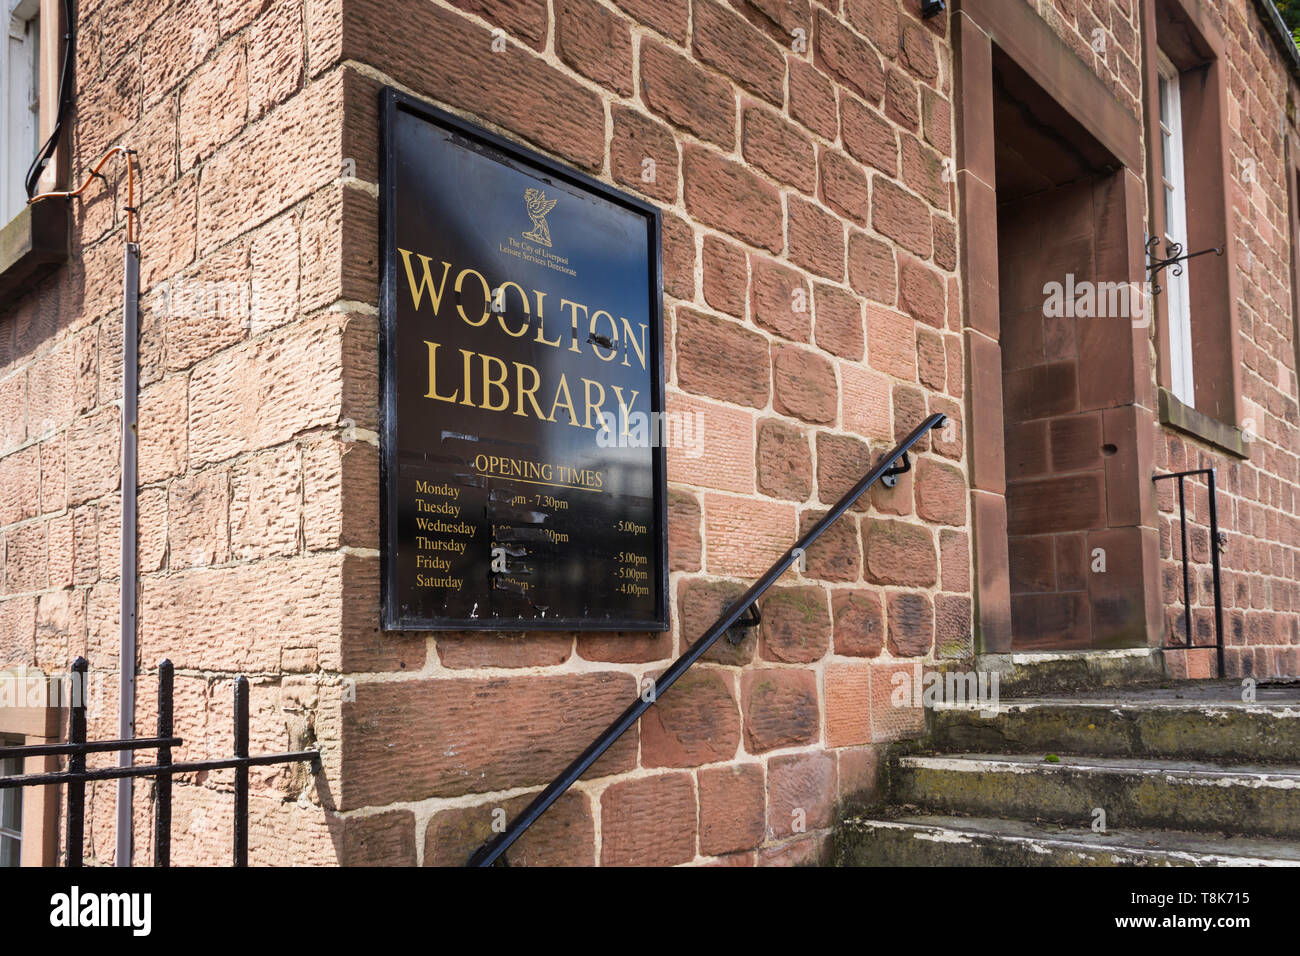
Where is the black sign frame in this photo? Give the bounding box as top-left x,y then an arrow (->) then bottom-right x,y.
378,88 -> 670,633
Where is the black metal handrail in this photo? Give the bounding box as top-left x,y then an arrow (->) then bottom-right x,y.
0,658 -> 320,866
466,412 -> 948,866
1152,468 -> 1225,677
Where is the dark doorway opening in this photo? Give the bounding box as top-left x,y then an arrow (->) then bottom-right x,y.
992,50 -> 1146,651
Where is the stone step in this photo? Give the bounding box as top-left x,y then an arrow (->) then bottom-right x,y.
975,648 -> 1166,697
890,752 -> 1300,839
928,683 -> 1300,764
834,813 -> 1300,867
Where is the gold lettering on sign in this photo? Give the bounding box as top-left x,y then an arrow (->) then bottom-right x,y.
400,248 -> 653,430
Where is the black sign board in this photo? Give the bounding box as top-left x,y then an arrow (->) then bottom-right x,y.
379,90 -> 669,631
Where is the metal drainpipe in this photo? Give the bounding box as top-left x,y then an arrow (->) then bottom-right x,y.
116,241 -> 140,866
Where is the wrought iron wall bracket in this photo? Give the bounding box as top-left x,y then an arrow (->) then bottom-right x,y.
881,451 -> 911,489
725,602 -> 761,645
1145,236 -> 1223,296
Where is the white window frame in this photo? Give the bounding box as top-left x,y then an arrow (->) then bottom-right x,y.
1158,51 -> 1195,408
1,0 -> 41,226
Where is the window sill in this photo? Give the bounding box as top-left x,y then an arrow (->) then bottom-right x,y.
0,200 -> 69,301
1157,387 -> 1249,459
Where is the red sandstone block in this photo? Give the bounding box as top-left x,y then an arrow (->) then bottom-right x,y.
940,528 -> 970,592
683,146 -> 784,252
767,751 -> 836,838
916,328 -> 945,392
842,97 -> 897,176
197,72 -> 343,253
848,231 -> 897,304
612,0 -> 687,42
935,593 -> 973,658
862,518 -> 937,587
0,376 -> 24,454
447,0 -> 548,48
900,20 -> 939,80
4,521 -> 47,593
178,42 -> 247,172
751,255 -> 811,341
640,39 -> 735,148
866,306 -> 917,381
39,435 -> 66,515
840,361 -> 892,441
886,66 -> 919,130
698,762 -> 765,856
340,809 -> 417,867
915,457 -> 966,525
668,487 -> 702,572
789,57 -> 838,139
137,375 -> 188,485
832,590 -> 883,658
798,508 -> 861,582
898,254 -> 947,328
575,630 -> 673,664
772,345 -> 838,424
676,576 -> 754,666
693,0 -> 785,106
838,744 -> 883,800
188,315 -> 346,467
704,493 -> 797,577
743,105 -> 817,193
610,106 -> 679,206
819,147 -> 871,226
640,667 -> 741,767
246,0 -> 305,119
27,338 -> 90,439
300,437 -> 377,551
600,772 -> 696,865
702,235 -> 748,318
870,661 -> 925,741
756,417 -> 813,501
788,196 -> 845,280
845,0 -> 899,53
425,790 -> 592,866
0,446 -> 40,527
167,466 -> 230,569
0,595 -> 36,664
142,553 -> 344,671
229,445 -> 302,560
825,659 -> 872,746
661,212 -> 696,301
555,0 -> 634,95
676,307 -> 771,409
67,407 -> 121,507
759,586 -> 832,663
902,132 -> 949,211
342,670 -> 639,809
666,391 -> 756,495
816,431 -> 873,506
740,668 -> 819,752
816,9 -> 884,103
873,179 -> 931,258
141,0 -> 219,107
887,590 -> 934,657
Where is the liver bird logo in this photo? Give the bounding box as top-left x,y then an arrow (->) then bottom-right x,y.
522,188 -> 558,247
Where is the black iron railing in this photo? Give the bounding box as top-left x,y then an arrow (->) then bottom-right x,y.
466,412 -> 948,866
0,658 -> 320,866
1152,468 -> 1225,677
